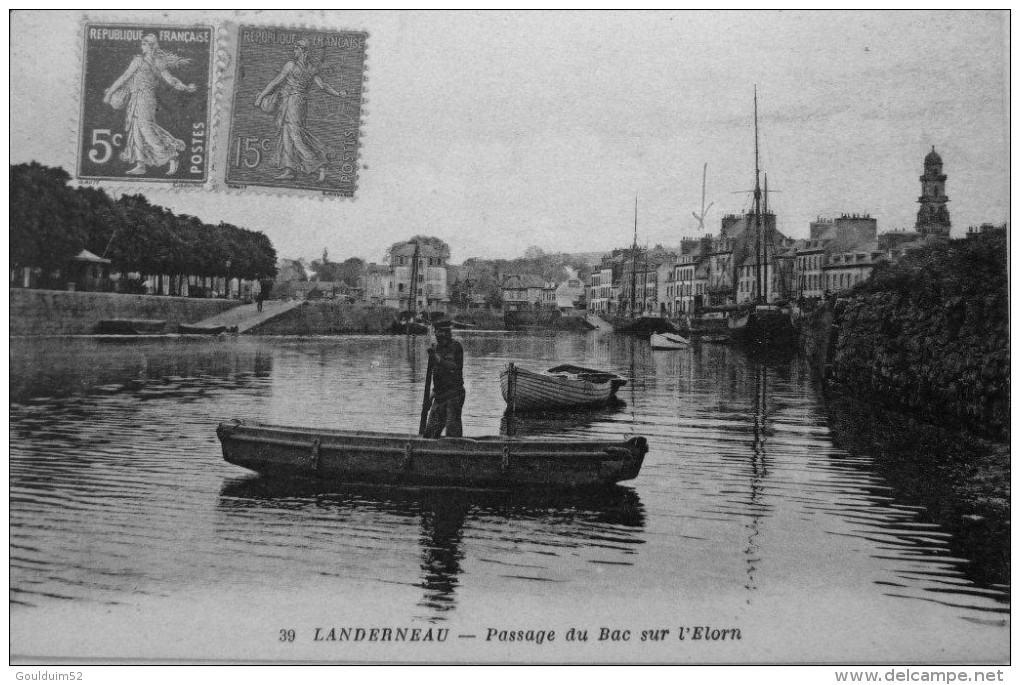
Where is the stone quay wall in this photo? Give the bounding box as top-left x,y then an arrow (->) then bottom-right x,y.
251,303 -> 509,334
10,289 -> 239,336
800,231 -> 1009,440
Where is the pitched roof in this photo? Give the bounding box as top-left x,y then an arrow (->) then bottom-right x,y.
502,274 -> 549,289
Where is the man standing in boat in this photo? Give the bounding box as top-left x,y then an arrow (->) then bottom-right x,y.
423,319 -> 465,438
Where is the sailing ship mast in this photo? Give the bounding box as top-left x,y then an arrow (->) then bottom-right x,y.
752,86 -> 764,305
406,240 -> 421,335
763,172 -> 770,304
630,197 -> 638,318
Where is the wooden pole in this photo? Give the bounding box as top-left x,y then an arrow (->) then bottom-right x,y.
505,362 -> 517,437
419,352 -> 435,436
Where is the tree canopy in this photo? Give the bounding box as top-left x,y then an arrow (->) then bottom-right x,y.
10,162 -> 277,279
386,235 -> 451,262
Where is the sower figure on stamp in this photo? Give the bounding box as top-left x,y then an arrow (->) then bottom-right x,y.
423,320 -> 465,439
102,34 -> 196,176
254,38 -> 347,183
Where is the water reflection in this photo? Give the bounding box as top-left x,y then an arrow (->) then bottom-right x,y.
499,401 -> 626,437
217,478 -> 645,621
9,333 -> 1008,659
10,337 -> 272,403
744,361 -> 769,597
825,394 -> 1010,596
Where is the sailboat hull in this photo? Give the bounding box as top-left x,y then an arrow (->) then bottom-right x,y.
728,305 -> 798,347
610,317 -> 682,336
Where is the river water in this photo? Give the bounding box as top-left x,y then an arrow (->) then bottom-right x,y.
9,332 -> 1009,663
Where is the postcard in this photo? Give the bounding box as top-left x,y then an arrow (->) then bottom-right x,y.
9,9 -> 1010,669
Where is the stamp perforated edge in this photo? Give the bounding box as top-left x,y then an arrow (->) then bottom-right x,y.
71,15 -> 229,192
213,20 -> 369,200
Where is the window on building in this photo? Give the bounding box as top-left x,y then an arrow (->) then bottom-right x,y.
398,283 -> 405,292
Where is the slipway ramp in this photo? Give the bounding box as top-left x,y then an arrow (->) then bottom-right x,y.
186,299 -> 304,333
584,314 -> 615,331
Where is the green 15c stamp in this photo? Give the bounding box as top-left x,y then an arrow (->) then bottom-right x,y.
227,26 -> 368,196
78,24 -> 213,184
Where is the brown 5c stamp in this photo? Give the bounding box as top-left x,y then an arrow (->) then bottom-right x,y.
226,26 -> 368,196
77,23 -> 214,183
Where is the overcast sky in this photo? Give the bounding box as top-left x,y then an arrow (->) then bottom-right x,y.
10,10 -> 1010,264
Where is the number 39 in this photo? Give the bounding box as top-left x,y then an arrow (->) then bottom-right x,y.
279,629 -> 296,642
88,129 -> 123,164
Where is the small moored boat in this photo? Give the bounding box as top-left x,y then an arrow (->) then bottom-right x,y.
389,311 -> 431,336
650,332 -> 690,350
216,420 -> 647,488
96,319 -> 166,335
500,363 -> 626,412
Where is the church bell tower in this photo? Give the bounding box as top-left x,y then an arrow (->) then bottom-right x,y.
915,146 -> 951,238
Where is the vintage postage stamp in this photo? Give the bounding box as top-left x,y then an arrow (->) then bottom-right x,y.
77,23 -> 214,184
225,26 -> 367,197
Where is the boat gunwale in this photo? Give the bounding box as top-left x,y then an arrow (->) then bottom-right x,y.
504,365 -> 626,388
219,420 -> 644,452
223,432 -> 640,461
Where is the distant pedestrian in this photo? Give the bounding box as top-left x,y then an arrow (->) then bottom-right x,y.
423,319 -> 465,438
255,288 -> 265,312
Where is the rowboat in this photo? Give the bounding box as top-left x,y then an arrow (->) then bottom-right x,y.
216,420 -> 647,488
500,363 -> 626,412
390,309 -> 433,335
179,323 -> 231,335
650,332 -> 690,349
96,319 -> 166,335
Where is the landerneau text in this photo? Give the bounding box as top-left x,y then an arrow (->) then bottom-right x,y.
313,627 -> 448,642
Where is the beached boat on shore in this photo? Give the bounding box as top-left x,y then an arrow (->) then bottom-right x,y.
216,420 -> 647,488
500,363 -> 627,411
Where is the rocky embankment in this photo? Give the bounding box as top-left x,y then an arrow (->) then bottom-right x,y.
804,230 -> 1009,441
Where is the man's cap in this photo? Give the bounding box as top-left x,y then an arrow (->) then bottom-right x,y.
433,319 -> 453,331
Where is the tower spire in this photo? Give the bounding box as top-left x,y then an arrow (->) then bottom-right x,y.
916,147 -> 950,238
